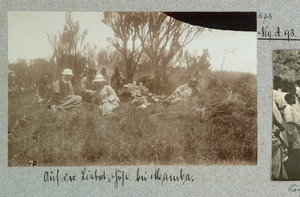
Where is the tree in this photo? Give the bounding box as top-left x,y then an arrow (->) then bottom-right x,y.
102,12 -> 145,83
8,58 -> 28,80
186,49 -> 211,73
48,12 -> 89,81
273,50 -> 300,80
96,47 -> 122,69
137,13 -> 205,93
86,44 -> 98,69
220,49 -> 236,71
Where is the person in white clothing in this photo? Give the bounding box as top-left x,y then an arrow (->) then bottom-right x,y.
92,74 -> 120,116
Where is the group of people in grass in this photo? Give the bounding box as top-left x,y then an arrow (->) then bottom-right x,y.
272,75 -> 300,180
33,66 -> 123,117
33,64 -> 201,117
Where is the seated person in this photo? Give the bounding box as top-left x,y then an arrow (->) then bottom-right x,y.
52,68 -> 82,110
162,78 -> 200,107
33,74 -> 52,104
80,67 -> 97,102
111,66 -> 125,94
92,74 -> 120,117
101,67 -> 110,85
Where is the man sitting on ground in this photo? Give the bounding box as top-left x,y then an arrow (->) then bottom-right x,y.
80,66 -> 97,102
93,74 -> 120,117
52,68 -> 82,110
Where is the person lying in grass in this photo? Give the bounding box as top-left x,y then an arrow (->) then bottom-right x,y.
92,74 -> 120,117
51,68 -> 82,110
162,78 -> 200,107
80,66 -> 97,102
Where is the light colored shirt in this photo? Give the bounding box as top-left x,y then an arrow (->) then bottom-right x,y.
297,86 -> 300,96
280,102 -> 300,149
273,100 -> 289,148
273,89 -> 286,107
284,104 -> 300,124
172,84 -> 200,99
273,100 -> 283,126
94,85 -> 120,104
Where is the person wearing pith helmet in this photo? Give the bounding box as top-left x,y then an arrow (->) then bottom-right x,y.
92,74 -> 120,117
51,68 -> 82,110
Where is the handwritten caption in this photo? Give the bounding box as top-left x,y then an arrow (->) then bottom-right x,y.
43,168 -> 195,188
257,12 -> 299,41
288,184 -> 300,196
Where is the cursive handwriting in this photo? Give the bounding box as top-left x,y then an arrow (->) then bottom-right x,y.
289,184 -> 300,193
43,168 -> 195,188
258,26 -> 298,41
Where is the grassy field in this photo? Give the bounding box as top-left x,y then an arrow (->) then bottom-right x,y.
8,71 -> 257,166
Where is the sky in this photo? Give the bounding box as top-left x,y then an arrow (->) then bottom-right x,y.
8,11 -> 257,74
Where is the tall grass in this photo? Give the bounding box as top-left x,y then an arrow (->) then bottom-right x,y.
8,71 -> 257,166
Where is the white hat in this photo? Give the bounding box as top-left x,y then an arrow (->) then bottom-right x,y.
94,74 -> 106,82
61,68 -> 74,76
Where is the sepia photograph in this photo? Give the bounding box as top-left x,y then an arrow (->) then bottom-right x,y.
8,11 -> 257,166
272,50 -> 300,180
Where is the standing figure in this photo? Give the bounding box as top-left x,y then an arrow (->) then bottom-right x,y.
52,68 -> 82,110
80,67 -> 97,102
272,100 -> 288,180
93,74 -> 120,117
282,94 -> 300,180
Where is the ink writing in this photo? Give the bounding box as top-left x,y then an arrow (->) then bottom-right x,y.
43,168 -> 195,188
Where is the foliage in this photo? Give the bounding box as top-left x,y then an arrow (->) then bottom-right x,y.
96,47 -> 122,70
28,58 -> 56,84
102,12 -> 145,83
103,12 -> 205,93
273,50 -> 300,80
8,58 -> 28,80
48,12 -> 89,80
136,13 -> 205,93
